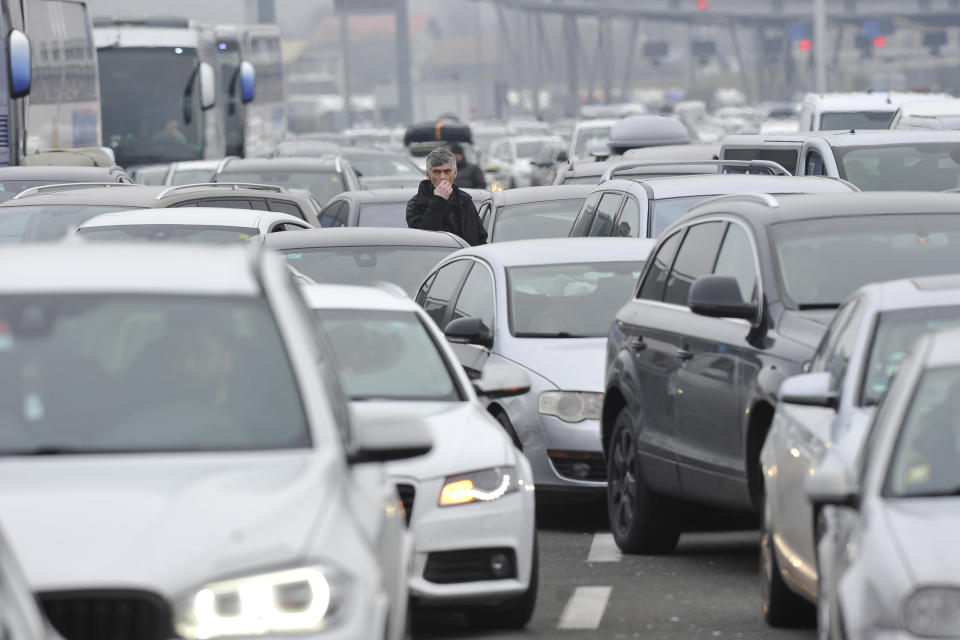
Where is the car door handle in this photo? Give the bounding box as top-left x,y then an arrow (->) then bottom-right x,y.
628,336 -> 646,352
676,348 -> 693,361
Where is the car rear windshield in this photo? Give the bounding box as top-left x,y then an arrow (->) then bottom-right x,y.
0,295 -> 309,455
493,199 -> 583,242
885,366 -> 960,498
835,143 -> 960,191
508,261 -> 645,338
348,156 -> 420,178
862,306 -> 960,406
649,195 -> 715,237
819,111 -> 894,131
358,202 -> 407,227
771,214 -> 960,309
0,205 -> 136,243
217,170 -> 345,205
314,309 -> 461,402
281,246 -> 454,296
77,225 -> 259,244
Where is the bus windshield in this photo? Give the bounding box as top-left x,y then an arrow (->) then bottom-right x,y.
98,47 -> 205,166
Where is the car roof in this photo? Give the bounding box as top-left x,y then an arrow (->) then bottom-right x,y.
338,148 -> 406,159
169,160 -> 223,171
858,275 -> 960,313
802,92 -> 903,111
300,283 -> 419,313
1,183 -> 299,207
0,244 -> 260,295
446,237 -> 656,268
623,143 -> 720,162
263,227 -> 467,250
219,157 -> 342,171
619,174 -> 854,199
896,98 -> 960,117
685,191 -> 960,227
491,184 -> 596,206
811,129 -> 960,147
0,166 -> 124,180
77,207 -> 300,228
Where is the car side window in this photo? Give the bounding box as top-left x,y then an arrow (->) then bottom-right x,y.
319,201 -> 347,228
713,223 -> 758,304
810,299 -> 862,393
615,196 -> 641,238
249,199 -> 270,211
570,192 -> 602,236
268,200 -> 305,220
637,229 -> 683,301
663,221 -> 725,306
450,263 -> 495,329
419,260 -> 471,328
805,151 -> 824,176
587,193 -> 625,237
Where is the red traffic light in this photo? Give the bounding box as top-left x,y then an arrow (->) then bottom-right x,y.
799,38 -> 812,52
873,35 -> 887,48
697,0 -> 710,8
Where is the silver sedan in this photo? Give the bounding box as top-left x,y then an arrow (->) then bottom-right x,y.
808,327 -> 960,640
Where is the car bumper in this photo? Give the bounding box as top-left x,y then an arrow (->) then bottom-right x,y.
522,415 -> 606,493
402,476 -> 536,606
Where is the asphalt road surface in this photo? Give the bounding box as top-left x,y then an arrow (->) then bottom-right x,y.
412,499 -> 815,640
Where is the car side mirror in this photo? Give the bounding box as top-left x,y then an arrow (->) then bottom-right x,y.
239,60 -> 256,104
472,362 -> 531,399
347,410 -> 433,464
688,275 -> 759,321
806,451 -> 859,509
779,372 -> 839,409
7,29 -> 31,98
445,316 -> 494,349
199,62 -> 216,110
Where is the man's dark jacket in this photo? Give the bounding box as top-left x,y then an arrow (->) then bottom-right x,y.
406,179 -> 488,246
454,161 -> 487,189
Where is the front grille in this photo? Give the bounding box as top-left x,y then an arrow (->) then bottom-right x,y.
39,590 -> 174,640
424,548 -> 516,584
549,450 -> 607,481
396,483 -> 415,526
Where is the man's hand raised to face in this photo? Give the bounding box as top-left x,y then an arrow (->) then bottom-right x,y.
434,179 -> 453,201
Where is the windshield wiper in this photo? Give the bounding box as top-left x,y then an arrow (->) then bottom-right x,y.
796,303 -> 841,311
513,331 -> 590,338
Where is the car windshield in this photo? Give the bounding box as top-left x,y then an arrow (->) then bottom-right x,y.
649,195 -> 715,237
516,141 -> 546,159
819,111 -> 894,130
0,295 -> 309,455
492,199 -> 583,242
862,306 -> 960,406
315,309 -> 460,402
835,143 -> 960,191
98,48 -> 204,167
358,203 -> 407,227
217,171 -> 345,205
771,214 -> 960,309
77,225 -> 259,244
0,205 -> 137,243
347,156 -> 420,178
574,126 -> 612,156
281,246 -> 454,296
170,169 -> 215,185
885,366 -> 960,498
508,261 -> 645,338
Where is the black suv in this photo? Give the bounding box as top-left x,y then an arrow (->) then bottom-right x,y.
602,191 -> 960,553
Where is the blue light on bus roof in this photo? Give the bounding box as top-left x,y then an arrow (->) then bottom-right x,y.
218,43 -> 227,50
174,47 -> 183,54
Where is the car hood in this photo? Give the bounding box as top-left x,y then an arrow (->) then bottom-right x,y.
0,451 -> 338,595
884,498 -> 960,583
776,309 -> 836,350
351,401 -> 511,481
501,337 -> 605,391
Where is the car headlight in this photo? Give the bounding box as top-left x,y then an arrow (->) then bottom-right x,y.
539,391 -> 603,423
903,587 -> 960,637
174,565 -> 350,638
439,466 -> 519,506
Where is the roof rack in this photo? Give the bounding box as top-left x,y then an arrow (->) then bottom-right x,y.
693,193 -> 781,210
155,182 -> 288,200
600,159 -> 791,183
13,182 -> 143,200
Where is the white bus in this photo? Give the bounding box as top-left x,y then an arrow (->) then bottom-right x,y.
242,23 -> 286,157
0,0 -> 103,166
94,17 -> 223,168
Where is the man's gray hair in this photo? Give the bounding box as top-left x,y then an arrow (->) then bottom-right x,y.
425,147 -> 457,170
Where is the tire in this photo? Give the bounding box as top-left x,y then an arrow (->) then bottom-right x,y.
606,407 -> 680,554
465,536 -> 539,629
760,492 -> 815,627
493,409 -> 523,450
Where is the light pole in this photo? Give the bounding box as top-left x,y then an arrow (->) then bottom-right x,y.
813,0 -> 827,92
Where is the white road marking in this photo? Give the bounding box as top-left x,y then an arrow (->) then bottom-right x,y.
587,532 -> 621,562
557,586 -> 613,630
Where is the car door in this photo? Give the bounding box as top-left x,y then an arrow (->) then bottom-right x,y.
416,259 -> 471,330
620,227 -> 687,495
586,192 -> 625,237
446,260 -> 497,376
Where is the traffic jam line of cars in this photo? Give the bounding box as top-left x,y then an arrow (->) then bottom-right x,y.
5,92 -> 960,640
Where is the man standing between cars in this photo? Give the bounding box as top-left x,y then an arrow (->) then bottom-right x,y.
449,142 -> 487,189
407,147 -> 487,246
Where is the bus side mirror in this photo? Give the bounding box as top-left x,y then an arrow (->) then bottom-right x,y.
240,61 -> 256,104
8,30 -> 31,98
199,62 -> 216,110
